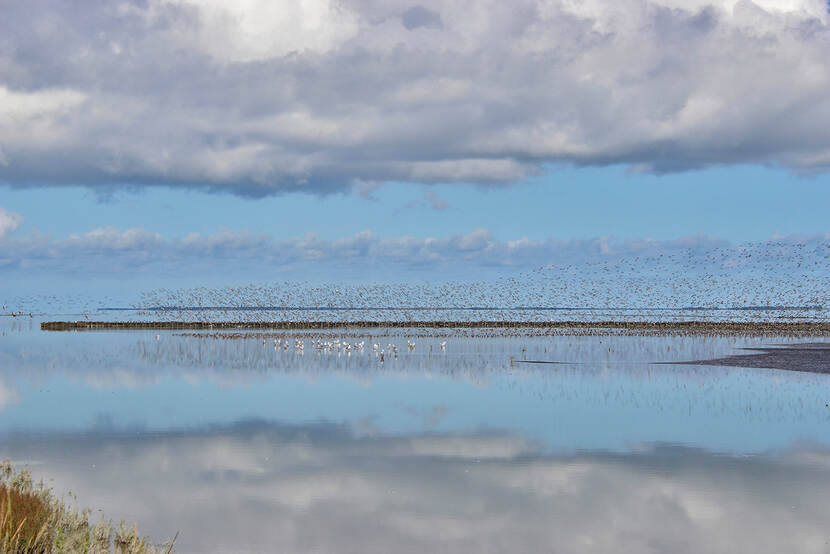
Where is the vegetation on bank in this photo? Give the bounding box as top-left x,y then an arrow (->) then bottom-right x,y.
0,461 -> 174,553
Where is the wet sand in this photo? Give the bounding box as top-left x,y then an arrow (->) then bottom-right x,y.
681,343 -> 830,373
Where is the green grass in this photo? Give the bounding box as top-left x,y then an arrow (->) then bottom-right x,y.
0,461 -> 176,553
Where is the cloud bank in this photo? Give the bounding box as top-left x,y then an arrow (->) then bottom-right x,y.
1,1 -> 830,194
1,218 -> 827,278
0,220 -> 765,277
1,209 -> 827,315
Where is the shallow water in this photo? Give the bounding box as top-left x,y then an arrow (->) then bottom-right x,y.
2,317 -> 830,552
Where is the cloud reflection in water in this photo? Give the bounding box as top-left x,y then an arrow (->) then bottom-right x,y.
5,420 -> 830,554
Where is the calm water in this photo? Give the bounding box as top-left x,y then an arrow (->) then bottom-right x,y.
3,316 -> 830,552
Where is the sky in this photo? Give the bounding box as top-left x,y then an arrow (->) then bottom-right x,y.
1,0 -> 830,302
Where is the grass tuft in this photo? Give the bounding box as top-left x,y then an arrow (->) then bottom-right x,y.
0,460 -> 175,553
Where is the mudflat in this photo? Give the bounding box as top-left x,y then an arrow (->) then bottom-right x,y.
38,320 -> 830,337
682,343 -> 830,373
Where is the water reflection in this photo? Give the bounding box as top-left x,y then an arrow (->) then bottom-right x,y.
2,322 -> 830,452
1,323 -> 816,380
5,420 -> 830,553
4,320 -> 830,551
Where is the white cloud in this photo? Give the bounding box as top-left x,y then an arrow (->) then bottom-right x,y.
1,1 -> 830,193
0,87 -> 87,157
0,207 -> 24,239
65,227 -> 164,250
153,0 -> 361,63
0,86 -> 86,123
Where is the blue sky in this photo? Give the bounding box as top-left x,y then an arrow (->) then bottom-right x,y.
4,164 -> 830,243
3,163 -> 829,309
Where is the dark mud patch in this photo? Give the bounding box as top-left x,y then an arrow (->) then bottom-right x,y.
678,343 -> 830,373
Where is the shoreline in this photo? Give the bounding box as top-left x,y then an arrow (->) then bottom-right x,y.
40,320 -> 830,336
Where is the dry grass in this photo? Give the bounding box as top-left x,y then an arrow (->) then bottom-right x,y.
0,482 -> 51,550
0,461 -> 175,553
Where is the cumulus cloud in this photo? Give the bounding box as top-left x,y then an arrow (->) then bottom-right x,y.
153,0 -> 361,63
6,422 -> 830,553
1,0 -> 830,194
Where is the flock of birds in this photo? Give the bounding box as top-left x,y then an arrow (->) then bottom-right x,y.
244,337 -> 449,362
145,332 -> 458,371
1,305 -> 31,317
124,239 -> 830,325
246,335 -> 451,361
3,238 -> 829,325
